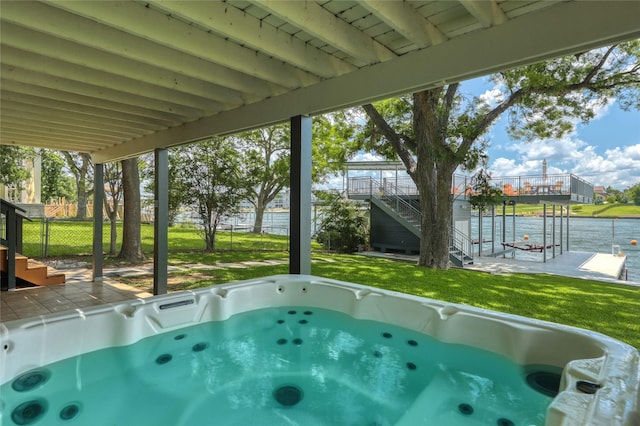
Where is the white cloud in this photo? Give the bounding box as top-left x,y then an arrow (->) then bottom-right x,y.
478,88 -> 505,108
489,141 -> 640,189
351,152 -> 384,162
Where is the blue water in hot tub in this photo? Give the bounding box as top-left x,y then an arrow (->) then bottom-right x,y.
1,307 -> 554,425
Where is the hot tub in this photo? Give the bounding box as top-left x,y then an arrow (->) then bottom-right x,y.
1,275 -> 639,425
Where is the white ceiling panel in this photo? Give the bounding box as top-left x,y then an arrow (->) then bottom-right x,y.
0,0 -> 638,163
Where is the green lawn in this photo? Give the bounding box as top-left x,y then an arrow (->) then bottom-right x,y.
121,253 -> 640,351
515,203 -> 640,217
20,220 -> 291,258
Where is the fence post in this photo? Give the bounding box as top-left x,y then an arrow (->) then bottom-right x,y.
45,218 -> 50,258
40,218 -> 45,257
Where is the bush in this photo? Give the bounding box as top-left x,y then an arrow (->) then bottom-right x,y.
315,191 -> 368,253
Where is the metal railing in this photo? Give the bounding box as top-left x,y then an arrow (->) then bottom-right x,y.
348,175 -> 472,199
350,173 -> 593,202
450,226 -> 474,265
353,177 -> 423,229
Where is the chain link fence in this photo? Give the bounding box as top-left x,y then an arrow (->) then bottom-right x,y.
18,218 -> 291,259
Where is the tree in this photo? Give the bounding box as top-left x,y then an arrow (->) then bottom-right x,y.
0,146 -> 33,194
236,125 -> 289,233
118,157 -> 144,261
62,152 -> 93,219
104,162 -> 123,255
236,112 -> 356,234
468,170 -> 504,212
40,150 -> 75,203
315,190 -> 368,253
142,153 -> 183,226
628,183 -> 640,206
360,41 -> 639,269
173,138 -> 251,252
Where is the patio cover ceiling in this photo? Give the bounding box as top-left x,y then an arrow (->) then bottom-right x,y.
1,1 -> 639,164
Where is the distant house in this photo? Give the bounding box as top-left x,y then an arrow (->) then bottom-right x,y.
0,156 -> 44,218
0,157 -> 41,205
594,186 -> 608,201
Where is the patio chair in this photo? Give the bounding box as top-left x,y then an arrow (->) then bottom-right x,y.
503,183 -> 517,196
554,181 -> 563,194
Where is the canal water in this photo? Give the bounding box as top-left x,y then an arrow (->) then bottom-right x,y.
228,212 -> 640,282
472,216 -> 640,282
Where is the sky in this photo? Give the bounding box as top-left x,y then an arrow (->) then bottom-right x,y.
345,76 -> 640,191
460,77 -> 640,190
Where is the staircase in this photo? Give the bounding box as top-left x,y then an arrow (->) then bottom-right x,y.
0,246 -> 66,286
356,177 -> 474,267
449,227 -> 474,267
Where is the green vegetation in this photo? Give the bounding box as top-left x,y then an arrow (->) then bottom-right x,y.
315,191 -> 368,253
511,203 -> 640,217
20,220 -> 292,258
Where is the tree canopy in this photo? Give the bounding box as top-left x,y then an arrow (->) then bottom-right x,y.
0,146 -> 33,192
359,41 -> 639,269
172,138 -> 252,252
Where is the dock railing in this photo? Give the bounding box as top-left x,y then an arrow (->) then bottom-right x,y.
348,173 -> 593,202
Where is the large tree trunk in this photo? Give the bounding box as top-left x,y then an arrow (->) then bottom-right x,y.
110,217 -> 117,255
62,152 -> 93,219
253,205 -> 265,234
413,90 -> 457,269
252,191 -> 270,234
103,192 -> 119,255
203,208 -> 218,252
118,158 -> 144,261
76,180 -> 89,219
416,172 -> 455,268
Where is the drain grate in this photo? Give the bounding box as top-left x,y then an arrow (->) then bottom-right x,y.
274,385 -> 303,407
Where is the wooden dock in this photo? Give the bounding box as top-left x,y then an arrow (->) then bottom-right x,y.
578,253 -> 627,279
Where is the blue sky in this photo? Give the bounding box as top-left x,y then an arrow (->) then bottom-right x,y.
463,77 -> 640,190
340,76 -> 639,192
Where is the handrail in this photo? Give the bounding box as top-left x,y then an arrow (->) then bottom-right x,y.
347,178 -> 474,266
348,172 -> 593,201
450,226 -> 473,263
1,198 -> 30,291
369,177 -> 422,229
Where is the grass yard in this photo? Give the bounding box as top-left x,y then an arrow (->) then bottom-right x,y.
20,220 -> 291,258
121,253 -> 640,350
516,203 -> 640,217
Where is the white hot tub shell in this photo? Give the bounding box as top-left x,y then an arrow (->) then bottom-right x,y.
1,275 -> 639,425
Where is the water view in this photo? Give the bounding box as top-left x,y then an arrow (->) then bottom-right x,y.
471,216 -> 639,282
229,212 -> 639,282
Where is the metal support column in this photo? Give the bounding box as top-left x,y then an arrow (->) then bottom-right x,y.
491,205 -> 496,254
543,203 -> 547,263
501,201 -> 506,258
93,163 -> 104,282
289,115 -> 312,274
566,208 -> 570,252
552,205 -> 556,258
154,148 -> 169,295
5,207 -> 17,290
560,205 -> 563,254
478,211 -> 483,256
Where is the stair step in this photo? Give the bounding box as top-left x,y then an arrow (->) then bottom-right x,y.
0,248 -> 66,286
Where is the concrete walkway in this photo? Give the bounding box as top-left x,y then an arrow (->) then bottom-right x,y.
360,250 -> 639,286
0,258 -> 293,322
